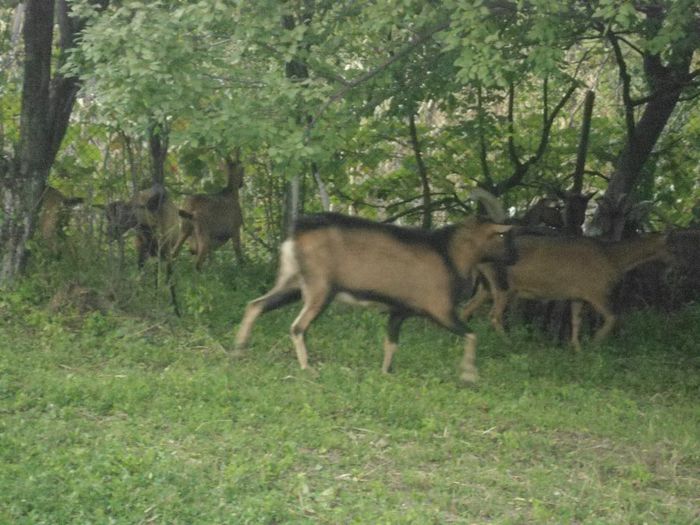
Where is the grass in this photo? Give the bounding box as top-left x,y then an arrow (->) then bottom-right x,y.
0,255 -> 699,524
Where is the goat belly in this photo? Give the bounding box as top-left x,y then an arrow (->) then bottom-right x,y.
295,227 -> 453,318
335,291 -> 390,310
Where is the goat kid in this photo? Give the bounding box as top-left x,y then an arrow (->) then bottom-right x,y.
462,233 -> 673,350
235,213 -> 514,382
39,186 -> 84,253
173,157 -> 244,270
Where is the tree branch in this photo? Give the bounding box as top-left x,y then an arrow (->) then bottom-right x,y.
476,85 -> 494,189
496,79 -> 577,194
506,82 -> 521,170
305,18 -> 450,135
607,31 -> 636,140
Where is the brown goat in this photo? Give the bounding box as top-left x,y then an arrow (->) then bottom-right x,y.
172,157 -> 244,270
461,233 -> 673,350
38,186 -> 84,252
235,213 -> 514,382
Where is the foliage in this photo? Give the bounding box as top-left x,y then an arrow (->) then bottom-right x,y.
46,1 -> 698,235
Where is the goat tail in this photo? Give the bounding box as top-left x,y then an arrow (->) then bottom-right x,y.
470,188 -> 506,222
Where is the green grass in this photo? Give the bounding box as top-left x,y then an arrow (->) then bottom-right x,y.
1,259 -> 699,524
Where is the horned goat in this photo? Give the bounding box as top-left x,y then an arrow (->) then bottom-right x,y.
173,156 -> 244,270
235,213 -> 514,382
464,191 -> 672,350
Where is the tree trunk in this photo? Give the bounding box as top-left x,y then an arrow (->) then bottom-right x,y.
281,10 -> 312,234
0,0 -> 55,284
282,176 -> 302,237
408,112 -> 431,229
0,0 -> 109,285
148,125 -> 169,186
312,162 -> 331,211
592,6 -> 695,239
594,84 -> 684,239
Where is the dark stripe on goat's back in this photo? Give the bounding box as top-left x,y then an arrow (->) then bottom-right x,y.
293,212 -> 457,253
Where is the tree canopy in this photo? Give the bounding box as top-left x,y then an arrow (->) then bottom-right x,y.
1,0 -> 699,281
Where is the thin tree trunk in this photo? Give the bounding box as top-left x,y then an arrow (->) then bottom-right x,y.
283,176 -> 301,237
408,112 -> 431,229
312,162 -> 331,211
148,125 -> 169,186
572,91 -> 595,195
281,10 -> 312,234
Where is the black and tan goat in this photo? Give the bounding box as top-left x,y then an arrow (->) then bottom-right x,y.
105,185 -> 180,268
104,185 -> 181,314
172,157 -> 244,270
470,187 -> 595,235
461,233 -> 673,350
38,186 -> 84,253
235,213 -> 514,382
104,200 -> 139,242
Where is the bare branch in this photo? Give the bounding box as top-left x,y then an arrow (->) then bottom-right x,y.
607,31 -> 636,140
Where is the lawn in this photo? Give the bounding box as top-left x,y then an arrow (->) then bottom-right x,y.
1,262 -> 698,524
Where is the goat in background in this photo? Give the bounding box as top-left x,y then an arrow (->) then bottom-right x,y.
173,154 -> 244,270
38,186 -> 84,253
104,200 -> 138,265
235,213 -> 514,382
465,190 -> 673,350
104,184 -> 181,315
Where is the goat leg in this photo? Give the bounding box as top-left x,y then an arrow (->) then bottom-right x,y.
570,301 -> 584,351
382,310 -> 407,373
462,282 -> 491,320
459,333 -> 479,383
289,283 -> 332,369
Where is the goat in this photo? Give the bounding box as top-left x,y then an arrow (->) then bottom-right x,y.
130,184 -> 180,268
520,197 -> 564,229
104,185 -> 181,315
105,200 -> 138,242
172,156 -> 244,270
38,186 -> 84,253
234,213 -> 514,382
471,187 -> 595,235
461,233 -> 673,350
104,200 -> 139,267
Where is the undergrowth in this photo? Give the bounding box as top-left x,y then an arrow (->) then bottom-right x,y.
1,246 -> 698,523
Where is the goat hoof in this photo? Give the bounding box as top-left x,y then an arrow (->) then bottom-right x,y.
459,369 -> 479,384
231,346 -> 246,358
300,366 -> 319,379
